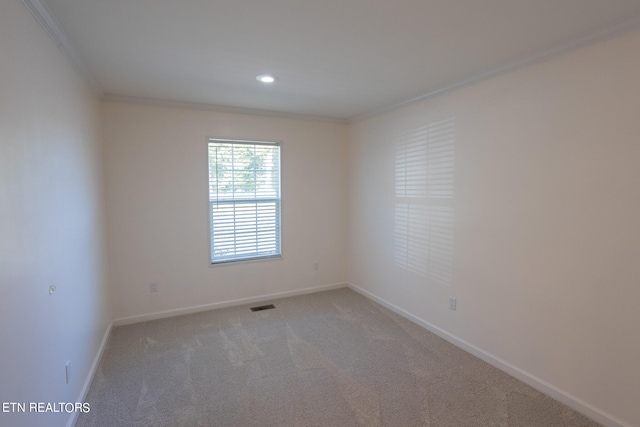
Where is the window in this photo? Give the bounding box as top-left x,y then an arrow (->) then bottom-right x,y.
207,139 -> 281,264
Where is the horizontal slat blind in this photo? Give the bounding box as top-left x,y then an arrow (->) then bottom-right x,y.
208,140 -> 281,263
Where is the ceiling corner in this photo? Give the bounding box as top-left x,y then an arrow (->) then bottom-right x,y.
20,0 -> 104,97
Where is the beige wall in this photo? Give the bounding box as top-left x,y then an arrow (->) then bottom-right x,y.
102,102 -> 348,321
0,1 -> 110,426
347,29 -> 640,426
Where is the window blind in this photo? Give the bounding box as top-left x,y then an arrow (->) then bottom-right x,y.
208,139 -> 281,264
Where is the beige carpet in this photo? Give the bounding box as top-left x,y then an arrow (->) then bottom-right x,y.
76,288 -> 600,426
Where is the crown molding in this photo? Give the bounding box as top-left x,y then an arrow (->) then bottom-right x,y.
21,0 -> 104,97
349,13 -> 640,123
102,94 -> 348,124
19,0 -> 640,125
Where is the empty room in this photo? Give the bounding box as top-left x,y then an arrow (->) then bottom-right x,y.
2,0 -> 640,426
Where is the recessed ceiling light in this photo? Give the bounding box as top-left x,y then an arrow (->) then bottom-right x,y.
256,74 -> 277,83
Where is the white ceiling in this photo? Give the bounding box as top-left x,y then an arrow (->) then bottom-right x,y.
37,0 -> 640,121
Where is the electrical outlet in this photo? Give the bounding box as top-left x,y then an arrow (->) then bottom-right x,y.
313,262 -> 319,271
150,282 -> 158,293
449,297 -> 457,311
65,361 -> 71,384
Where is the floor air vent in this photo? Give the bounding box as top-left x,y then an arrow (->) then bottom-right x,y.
250,304 -> 275,312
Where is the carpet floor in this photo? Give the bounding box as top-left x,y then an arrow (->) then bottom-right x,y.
76,288 -> 600,426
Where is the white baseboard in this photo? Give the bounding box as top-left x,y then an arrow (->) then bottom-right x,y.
66,321 -> 113,427
346,282 -> 630,427
113,282 -> 348,326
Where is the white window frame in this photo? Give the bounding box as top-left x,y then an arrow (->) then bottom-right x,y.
207,138 -> 282,265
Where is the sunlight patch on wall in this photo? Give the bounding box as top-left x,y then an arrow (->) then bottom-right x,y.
394,118 -> 455,286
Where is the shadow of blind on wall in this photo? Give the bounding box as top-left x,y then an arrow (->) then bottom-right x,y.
394,118 -> 455,286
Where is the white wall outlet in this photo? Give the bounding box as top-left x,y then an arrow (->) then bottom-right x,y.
449,297 -> 457,311
65,361 -> 71,384
150,282 -> 158,293
313,262 -> 319,271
